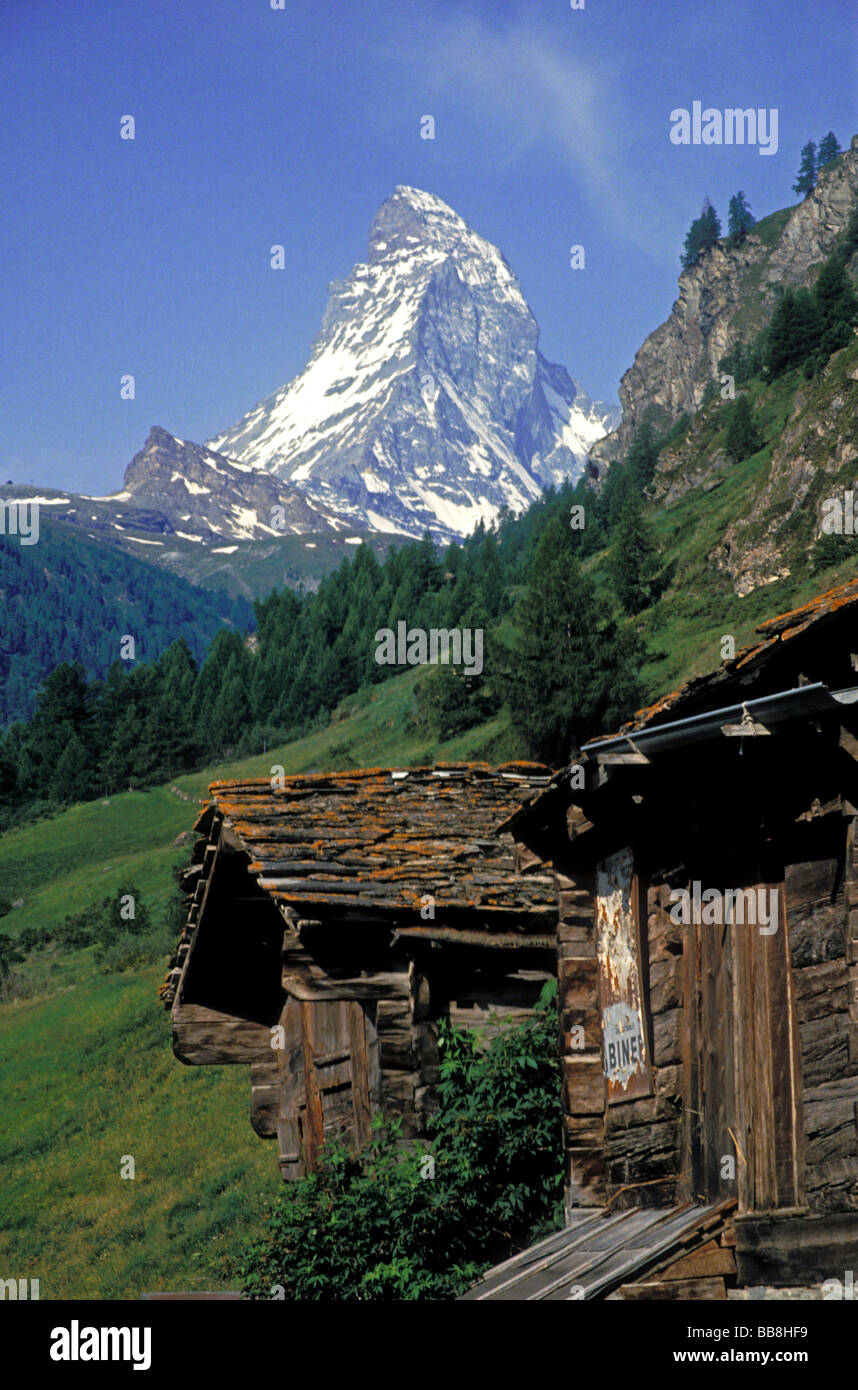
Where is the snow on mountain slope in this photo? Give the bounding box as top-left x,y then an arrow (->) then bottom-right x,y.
208,186 -> 617,541
100,426 -> 340,542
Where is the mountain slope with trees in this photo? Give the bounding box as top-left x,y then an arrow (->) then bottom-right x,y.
591,132 -> 858,476
0,520 -> 253,725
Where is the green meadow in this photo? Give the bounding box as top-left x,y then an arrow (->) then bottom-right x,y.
0,668 -> 520,1299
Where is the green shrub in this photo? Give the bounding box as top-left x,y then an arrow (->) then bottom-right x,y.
812,531 -> 853,573
234,980 -> 563,1300
34,885 -> 170,974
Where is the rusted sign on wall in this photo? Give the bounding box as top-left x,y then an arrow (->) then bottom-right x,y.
596,847 -> 653,1103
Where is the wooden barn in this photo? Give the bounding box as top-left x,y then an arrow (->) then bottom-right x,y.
161,763 -> 556,1181
485,576 -> 858,1298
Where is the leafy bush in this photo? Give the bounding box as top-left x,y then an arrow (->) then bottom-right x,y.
0,931 -> 24,981
235,981 -> 563,1300
16,885 -> 171,976
429,980 -> 564,1242
413,662 -> 501,741
812,531 -> 852,573
725,395 -> 762,464
54,899 -> 111,949
94,929 -> 165,974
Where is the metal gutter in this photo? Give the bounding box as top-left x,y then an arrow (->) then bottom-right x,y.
582,683 -> 858,760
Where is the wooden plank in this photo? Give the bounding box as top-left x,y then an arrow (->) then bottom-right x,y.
282,970 -> 405,1003
732,875 -> 805,1214
462,1210 -> 605,1294
349,1000 -> 373,1149
803,1075 -> 858,1165
463,1209 -> 642,1300
540,1206 -> 726,1301
171,1016 -> 273,1065
313,1001 -> 354,1142
300,1000 -> 325,1172
613,1277 -> 726,1300
754,899 -> 777,1210
735,1211 -> 858,1285
733,908 -> 755,1212
658,1239 -> 736,1280
679,911 -> 701,1203
276,997 -> 306,1180
463,1201 -> 735,1301
701,912 -> 734,1202
772,884 -> 805,1208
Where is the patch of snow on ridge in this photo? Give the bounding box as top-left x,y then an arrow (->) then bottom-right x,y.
0,495 -> 70,505
366,510 -> 414,536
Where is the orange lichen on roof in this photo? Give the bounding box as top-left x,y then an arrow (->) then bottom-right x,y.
619,574 -> 858,736
201,762 -> 556,923
755,575 -> 858,635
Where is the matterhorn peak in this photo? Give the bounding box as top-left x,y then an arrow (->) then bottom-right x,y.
208,190 -> 617,541
368,186 -> 468,249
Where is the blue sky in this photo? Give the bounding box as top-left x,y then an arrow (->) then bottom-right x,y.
2,0 -> 856,494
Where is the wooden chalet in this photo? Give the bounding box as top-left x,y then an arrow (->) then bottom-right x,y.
161,763 -> 556,1180
494,576 -> 858,1296
163,577 -> 858,1298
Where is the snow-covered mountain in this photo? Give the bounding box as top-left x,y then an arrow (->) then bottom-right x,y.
107,426 -> 339,542
208,186 -> 618,541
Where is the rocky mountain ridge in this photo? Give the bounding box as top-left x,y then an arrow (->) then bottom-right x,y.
590,135 -> 858,480
109,426 -> 340,542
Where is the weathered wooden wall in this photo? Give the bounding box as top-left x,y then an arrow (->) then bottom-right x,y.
164,796 -> 557,1180
555,866 -> 605,1207
557,818 -> 858,1222
600,880 -> 684,1209
785,815 -> 858,1213
556,860 -> 686,1210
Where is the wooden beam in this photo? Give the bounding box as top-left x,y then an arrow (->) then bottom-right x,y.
735,1211 -> 858,1285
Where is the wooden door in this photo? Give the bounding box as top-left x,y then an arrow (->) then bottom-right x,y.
276,996 -> 379,1180
682,874 -> 804,1211
682,911 -> 736,1202
730,881 -> 804,1213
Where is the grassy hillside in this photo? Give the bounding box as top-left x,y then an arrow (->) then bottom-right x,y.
0,667 -> 524,1299
0,516 -> 254,725
595,339 -> 858,703
6,377 -> 858,1295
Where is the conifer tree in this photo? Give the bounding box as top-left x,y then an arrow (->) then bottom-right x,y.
681,198 -> 722,268
476,530 -> 505,619
51,731 -> 90,803
817,132 -> 841,167
100,706 -> 144,792
727,191 -> 755,247
610,494 -> 659,615
625,424 -> 660,491
814,253 -> 858,342
765,287 -> 823,377
506,513 -> 644,762
725,395 -> 762,464
793,141 -> 817,198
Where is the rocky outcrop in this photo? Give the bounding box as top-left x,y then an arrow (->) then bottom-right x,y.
112,426 -> 337,541
712,349 -> 858,596
589,136 -> 858,479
